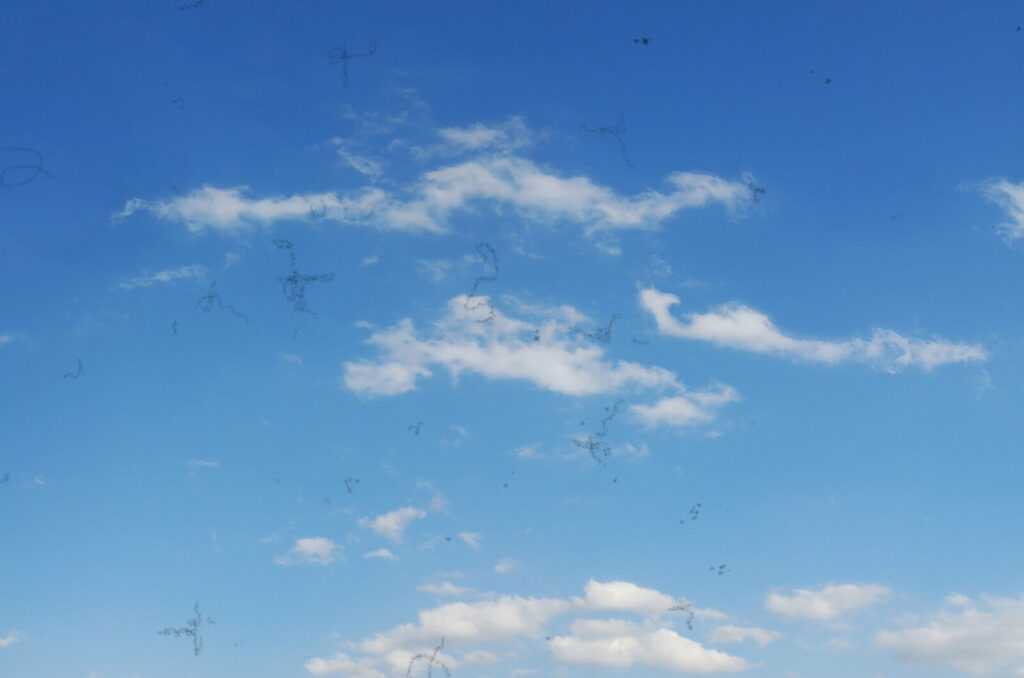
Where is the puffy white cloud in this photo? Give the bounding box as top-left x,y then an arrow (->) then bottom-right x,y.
117,264 -> 206,290
417,581 -> 471,596
629,386 -> 740,428
975,178 -> 1024,241
360,595 -> 572,654
0,631 -> 24,648
308,579 -> 739,677
494,558 -> 517,574
359,507 -> 426,542
575,579 -> 677,617
363,548 -> 398,561
550,618 -> 750,673
875,593 -> 1024,676
274,537 -> 342,566
305,652 -> 387,677
766,584 -> 890,620
641,288 -> 987,372
342,297 -> 731,424
709,625 -> 782,647
343,296 -> 681,398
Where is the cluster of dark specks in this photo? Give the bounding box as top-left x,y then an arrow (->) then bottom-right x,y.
580,115 -> 634,167
158,602 -> 214,657
406,637 -> 451,678
464,243 -> 499,322
574,399 -> 625,465
574,313 -> 619,344
273,239 -> 335,317
679,503 -> 701,524
63,358 -> 83,380
327,40 -> 377,88
1,147 -> 55,188
196,282 -> 248,322
668,600 -> 696,631
176,0 -> 206,12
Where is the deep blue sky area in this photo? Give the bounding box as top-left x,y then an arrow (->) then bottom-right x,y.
3,2 -> 1024,677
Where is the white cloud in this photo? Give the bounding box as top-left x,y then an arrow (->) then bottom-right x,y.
343,296 -> 677,399
344,295 -> 736,428
710,625 -> 782,647
975,178 -> 1024,241
575,579 -> 677,617
305,651 -> 387,678
360,595 -> 570,655
550,618 -> 750,673
417,582 -> 471,596
375,156 -> 750,235
359,507 -> 427,542
118,264 -> 206,290
511,443 -> 543,459
641,288 -> 988,371
629,386 -> 740,428
336,147 -> 385,181
281,353 -> 303,365
187,459 -> 220,468
363,548 -> 398,561
875,593 -> 1024,676
0,334 -> 11,347
434,117 -> 532,153
115,185 -> 394,233
0,631 -> 23,648
115,114 -> 750,246
766,584 -> 890,620
494,558 -> 517,574
361,255 -> 379,267
274,537 -> 342,566
457,532 -> 481,549
307,579 -> 739,677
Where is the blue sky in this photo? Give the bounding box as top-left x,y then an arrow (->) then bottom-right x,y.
3,1 -> 1024,677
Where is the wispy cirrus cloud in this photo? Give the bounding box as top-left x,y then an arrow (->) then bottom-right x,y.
972,178 -> 1024,242
114,185 -> 390,233
187,459 -> 220,468
117,265 -> 206,290
641,288 -> 987,372
0,631 -> 24,648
